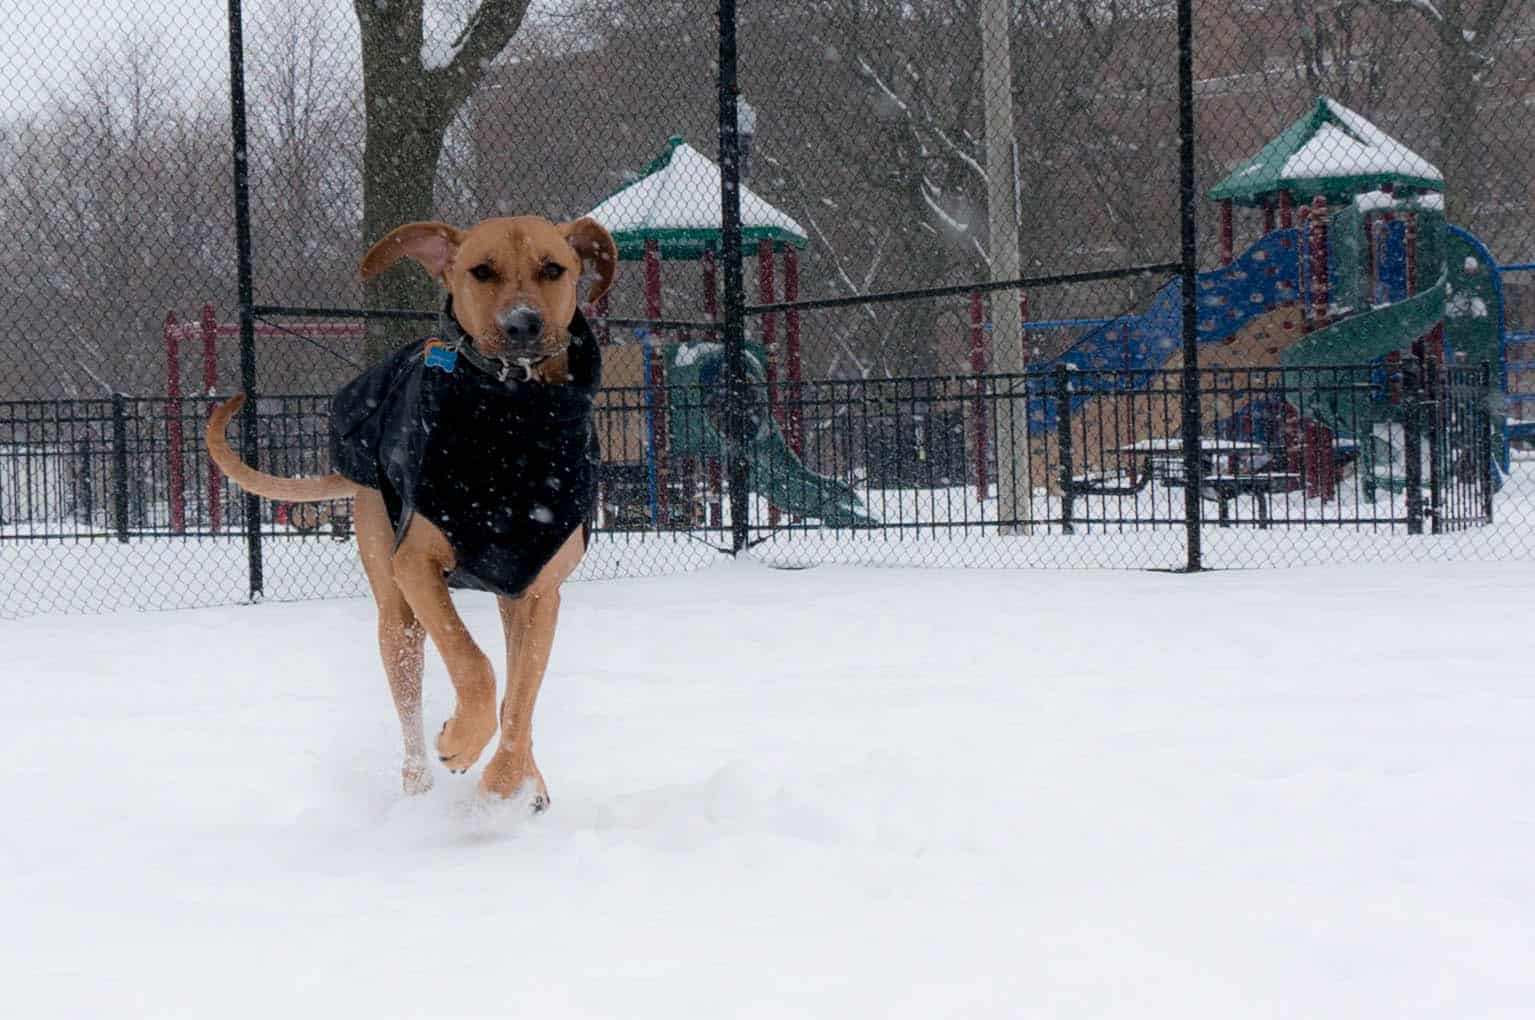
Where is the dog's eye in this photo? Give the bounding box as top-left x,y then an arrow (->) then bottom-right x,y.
539,262 -> 566,281
469,264 -> 495,283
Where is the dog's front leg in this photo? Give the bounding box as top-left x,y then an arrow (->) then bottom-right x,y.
391,536 -> 499,774
479,529 -> 585,805
480,591 -> 559,805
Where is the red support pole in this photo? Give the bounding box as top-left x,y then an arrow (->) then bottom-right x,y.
969,290 -> 989,503
201,303 -> 222,533
1219,199 -> 1234,265
1278,189 -> 1294,230
702,245 -> 722,528
1309,195 -> 1330,329
758,239 -> 780,526
163,311 -> 186,534
758,238 -> 779,417
1297,206 -> 1312,332
784,247 -> 802,458
643,238 -> 669,525
1262,199 -> 1276,234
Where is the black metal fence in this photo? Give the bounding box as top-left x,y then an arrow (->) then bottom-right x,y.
3,357 -> 1503,613
3,0 -> 1534,616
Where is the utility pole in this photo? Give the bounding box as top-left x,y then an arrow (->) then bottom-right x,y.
979,0 -> 1028,532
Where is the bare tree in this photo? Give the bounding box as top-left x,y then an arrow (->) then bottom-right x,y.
0,24 -> 230,397
1373,0 -> 1515,223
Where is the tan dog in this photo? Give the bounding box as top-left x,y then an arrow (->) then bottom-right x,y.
206,216 -> 617,805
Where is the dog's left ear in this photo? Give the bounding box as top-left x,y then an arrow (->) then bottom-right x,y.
560,218 -> 618,303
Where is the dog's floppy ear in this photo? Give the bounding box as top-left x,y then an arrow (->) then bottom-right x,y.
360,222 -> 463,282
560,217 -> 618,303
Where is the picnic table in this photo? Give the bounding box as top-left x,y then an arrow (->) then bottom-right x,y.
1118,438 -> 1299,528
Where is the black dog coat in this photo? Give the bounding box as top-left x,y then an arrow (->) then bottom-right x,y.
330,308 -> 601,599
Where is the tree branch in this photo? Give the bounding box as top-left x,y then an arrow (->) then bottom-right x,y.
432,0 -> 533,117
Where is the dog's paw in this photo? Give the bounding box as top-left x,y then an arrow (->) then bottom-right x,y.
402,762 -> 435,795
437,701 -> 498,773
478,753 -> 548,809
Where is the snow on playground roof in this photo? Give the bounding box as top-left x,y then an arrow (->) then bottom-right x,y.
1209,97 -> 1443,207
585,136 -> 808,260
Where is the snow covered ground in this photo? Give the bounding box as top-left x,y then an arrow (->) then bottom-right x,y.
4,559 -> 1532,1018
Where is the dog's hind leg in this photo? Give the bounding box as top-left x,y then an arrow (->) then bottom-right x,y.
480,529 -> 586,806
356,491 -> 432,793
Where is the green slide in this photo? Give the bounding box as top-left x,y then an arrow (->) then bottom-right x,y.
663,342 -> 873,526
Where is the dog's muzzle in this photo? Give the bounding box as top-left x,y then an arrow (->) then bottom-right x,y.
497,306 -> 545,357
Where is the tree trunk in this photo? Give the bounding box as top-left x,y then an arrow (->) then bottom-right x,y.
1437,24 -> 1480,226
360,104 -> 448,361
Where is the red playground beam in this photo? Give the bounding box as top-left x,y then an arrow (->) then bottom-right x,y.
784,247 -> 803,457
1219,199 -> 1234,265
201,304 -> 222,533
643,238 -> 669,526
758,239 -> 780,527
163,312 -> 186,534
702,245 -> 724,529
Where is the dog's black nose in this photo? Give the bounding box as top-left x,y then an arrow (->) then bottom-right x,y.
498,307 -> 544,347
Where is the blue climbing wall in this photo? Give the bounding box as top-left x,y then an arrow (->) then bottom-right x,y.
1028,229 -> 1302,433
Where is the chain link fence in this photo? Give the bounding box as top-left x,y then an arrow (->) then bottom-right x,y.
3,0 -> 1533,617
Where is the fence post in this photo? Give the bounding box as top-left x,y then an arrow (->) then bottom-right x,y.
111,393 -> 130,543
1055,364 -> 1075,535
1176,0 -> 1202,571
227,0 -> 263,596
1481,361 -> 1496,525
717,0 -> 750,555
1403,357 -> 1424,535
1425,358 -> 1444,535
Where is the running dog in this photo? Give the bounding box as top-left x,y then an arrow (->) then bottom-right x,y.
206,216 -> 617,806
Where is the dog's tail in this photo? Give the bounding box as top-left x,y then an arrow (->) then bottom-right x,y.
205,394 -> 359,503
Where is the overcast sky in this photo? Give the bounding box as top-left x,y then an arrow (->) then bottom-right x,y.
0,0 -> 575,119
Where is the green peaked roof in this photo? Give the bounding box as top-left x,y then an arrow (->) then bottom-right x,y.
1209,97 -> 1444,207
585,136 -> 809,261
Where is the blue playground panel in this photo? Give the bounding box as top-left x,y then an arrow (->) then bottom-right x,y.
1028,229 -> 1301,433
1376,220 -> 1410,305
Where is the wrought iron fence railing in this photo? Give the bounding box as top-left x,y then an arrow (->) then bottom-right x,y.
2,359 -> 1501,614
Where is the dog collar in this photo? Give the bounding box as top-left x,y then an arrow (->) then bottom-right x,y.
436,301 -> 571,384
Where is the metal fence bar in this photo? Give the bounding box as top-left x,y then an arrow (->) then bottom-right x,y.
743,263 -> 1182,316
1176,0 -> 1203,572
227,0 -> 262,599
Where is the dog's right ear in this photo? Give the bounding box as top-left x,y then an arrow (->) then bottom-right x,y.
360,222 -> 463,281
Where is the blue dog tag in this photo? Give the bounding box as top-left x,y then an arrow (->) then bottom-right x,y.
423,339 -> 458,373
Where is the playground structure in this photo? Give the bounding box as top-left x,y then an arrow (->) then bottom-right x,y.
161,101 -> 1530,536
1017,97 -> 1522,503
583,135 -> 867,528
